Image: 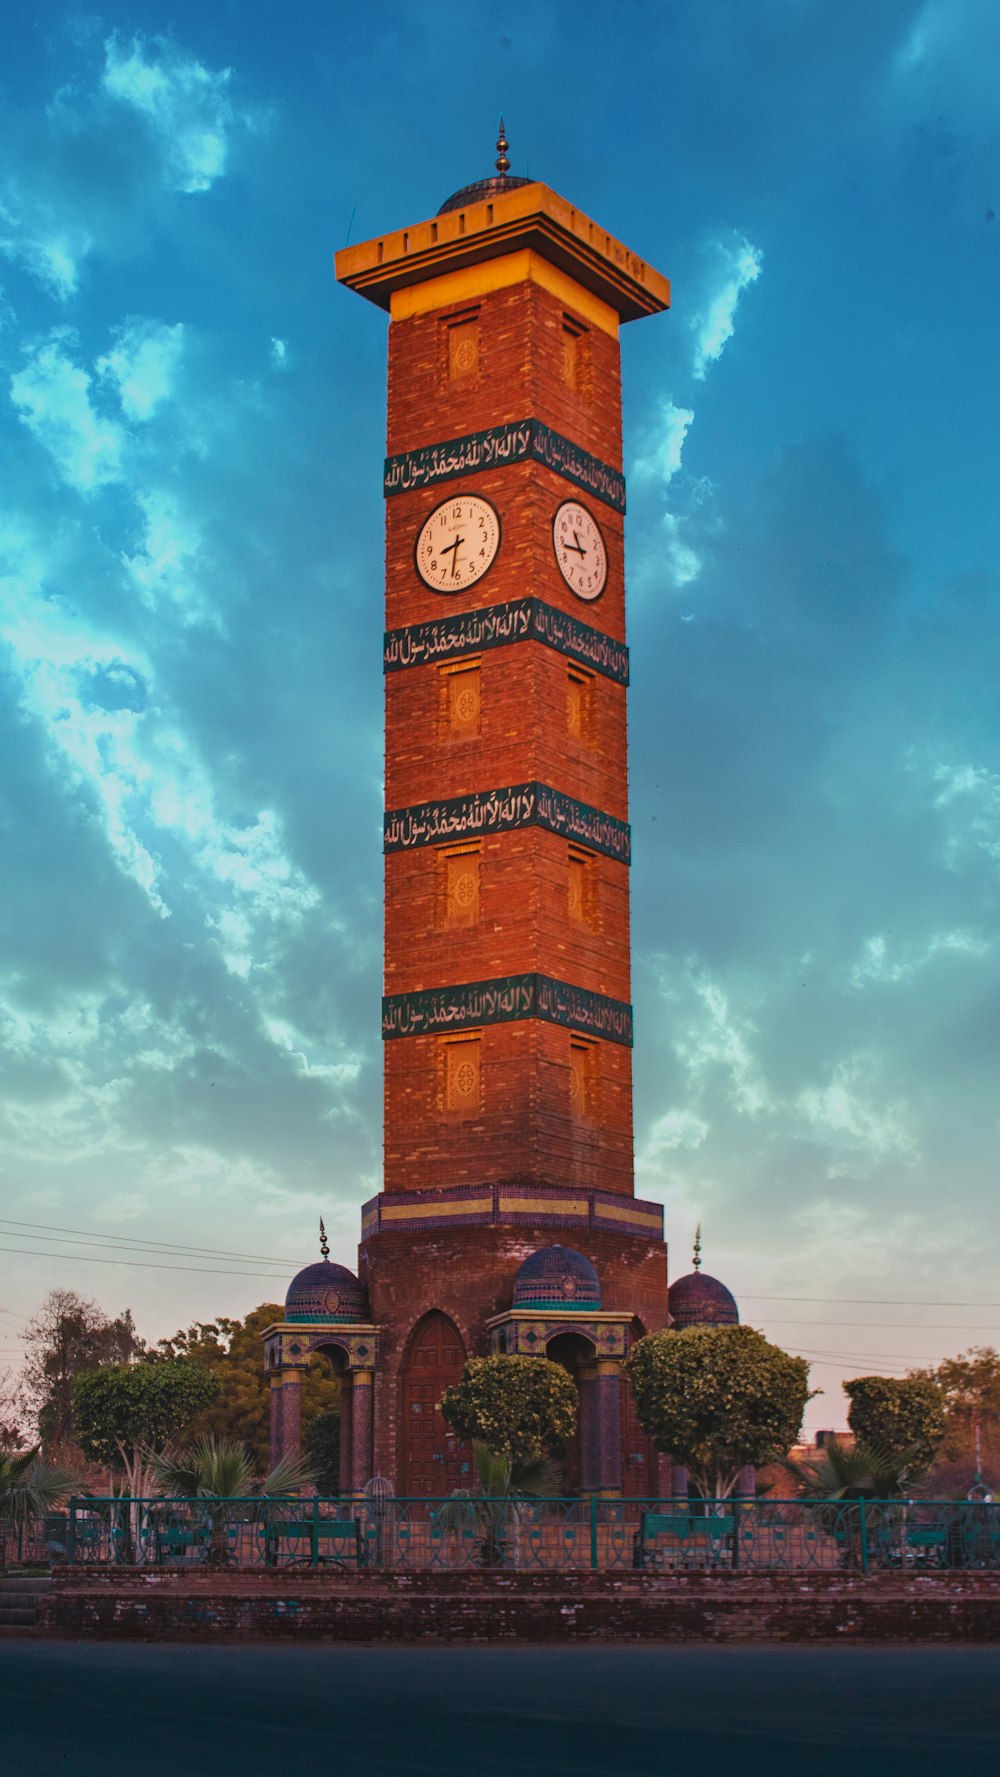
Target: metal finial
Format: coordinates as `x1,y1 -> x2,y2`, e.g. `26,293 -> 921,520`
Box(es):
495,117 -> 510,176
693,1224 -> 702,1271
319,1218 -> 329,1260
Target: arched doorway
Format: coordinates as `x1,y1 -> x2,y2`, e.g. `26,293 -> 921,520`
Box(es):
546,1330 -> 597,1495
400,1311 -> 468,1496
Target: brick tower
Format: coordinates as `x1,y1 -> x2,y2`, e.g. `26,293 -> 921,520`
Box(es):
266,136 -> 672,1497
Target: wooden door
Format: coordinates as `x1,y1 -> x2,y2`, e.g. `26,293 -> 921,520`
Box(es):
401,1312 -> 468,1496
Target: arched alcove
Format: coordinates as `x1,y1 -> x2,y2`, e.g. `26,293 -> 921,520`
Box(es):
399,1310 -> 468,1496
544,1330 -> 597,1495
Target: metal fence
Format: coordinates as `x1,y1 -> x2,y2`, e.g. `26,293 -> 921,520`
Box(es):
16,1496 -> 1000,1575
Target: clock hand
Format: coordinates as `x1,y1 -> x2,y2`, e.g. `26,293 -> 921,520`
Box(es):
562,534 -> 586,557
440,534 -> 465,572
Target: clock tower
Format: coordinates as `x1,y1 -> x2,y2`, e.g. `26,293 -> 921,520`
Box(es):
266,134 -> 673,1498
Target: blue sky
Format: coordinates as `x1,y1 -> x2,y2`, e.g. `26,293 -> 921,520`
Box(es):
1,1 -> 998,1430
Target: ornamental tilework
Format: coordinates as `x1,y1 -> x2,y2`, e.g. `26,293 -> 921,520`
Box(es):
383,418 -> 626,512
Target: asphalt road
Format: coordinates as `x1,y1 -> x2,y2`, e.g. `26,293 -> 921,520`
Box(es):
2,1641 -> 998,1776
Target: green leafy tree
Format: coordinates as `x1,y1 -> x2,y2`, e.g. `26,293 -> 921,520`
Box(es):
439,1356 -> 577,1466
73,1360 -> 219,1496
23,1290 -> 143,1456
845,1376 -> 945,1468
626,1326 -> 812,1499
155,1304 -> 340,1469
304,1412 -> 341,1495
909,1348 -> 1000,1493
0,1446 -> 77,1570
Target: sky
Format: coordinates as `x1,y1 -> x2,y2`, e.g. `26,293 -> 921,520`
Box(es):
1,0 -> 998,1434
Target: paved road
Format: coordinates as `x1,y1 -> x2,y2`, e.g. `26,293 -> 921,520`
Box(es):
2,1641 -> 998,1776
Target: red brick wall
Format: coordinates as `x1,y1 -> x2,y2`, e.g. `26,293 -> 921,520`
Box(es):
42,1569 -> 1000,1643
359,1222 -> 669,1484
383,281 -> 632,1203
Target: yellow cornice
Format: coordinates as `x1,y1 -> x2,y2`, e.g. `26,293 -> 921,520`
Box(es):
336,181 -> 669,325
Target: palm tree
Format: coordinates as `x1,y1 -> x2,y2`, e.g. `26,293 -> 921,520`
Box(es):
0,1446 -> 76,1569
148,1434 -> 314,1566
780,1437 -> 930,1570
781,1436 -> 929,1501
438,1442 -> 561,1568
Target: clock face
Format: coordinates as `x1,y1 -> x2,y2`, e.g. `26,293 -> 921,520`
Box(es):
415,494 -> 501,593
552,500 -> 608,601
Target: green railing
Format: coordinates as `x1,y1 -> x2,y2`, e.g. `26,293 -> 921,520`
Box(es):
33,1496 -> 1000,1574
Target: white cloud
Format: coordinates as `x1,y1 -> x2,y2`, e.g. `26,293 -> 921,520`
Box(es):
10,332 -> 125,492
691,235 -> 763,380
270,338 -> 288,369
795,1057 -> 919,1177
668,970 -> 772,1118
0,200 -> 93,301
123,488 -> 214,624
642,1108 -> 710,1157
102,36 -> 240,195
851,928 -> 989,987
0,511 -> 318,949
633,399 -> 694,487
931,759 -> 1000,867
661,510 -> 702,588
97,319 -> 185,420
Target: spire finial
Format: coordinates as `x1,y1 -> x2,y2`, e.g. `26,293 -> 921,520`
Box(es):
693,1224 -> 702,1271
495,116 -> 510,177
319,1218 -> 329,1260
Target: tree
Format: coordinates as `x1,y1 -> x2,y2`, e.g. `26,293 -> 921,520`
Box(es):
0,1370 -> 29,1450
23,1290 -> 143,1455
149,1434 -> 313,1499
155,1304 -> 340,1469
781,1435 -> 928,1501
304,1413 -> 341,1495
0,1446 -> 76,1570
625,1326 -> 812,1499
73,1360 -> 219,1496
439,1356 -> 577,1466
845,1376 -> 945,1468
909,1348 -> 1000,1493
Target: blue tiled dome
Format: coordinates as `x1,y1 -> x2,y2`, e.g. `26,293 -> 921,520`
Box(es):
669,1270 -> 739,1330
513,1245 -> 601,1312
285,1260 -> 368,1325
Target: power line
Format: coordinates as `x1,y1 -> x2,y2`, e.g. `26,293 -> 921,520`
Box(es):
758,1320 -> 1000,1332
0,1244 -> 290,1280
0,1218 -> 292,1266
744,1295 -> 1000,1308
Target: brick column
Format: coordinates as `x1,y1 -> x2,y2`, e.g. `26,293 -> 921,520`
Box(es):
339,1377 -> 354,1497
269,1368 -> 303,1468
350,1368 -> 374,1493
579,1361 -> 623,1496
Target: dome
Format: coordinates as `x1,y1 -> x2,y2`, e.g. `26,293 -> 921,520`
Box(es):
669,1270 -> 739,1330
285,1260 -> 368,1325
437,173 -> 531,216
513,1245 -> 601,1312
438,119 -> 532,216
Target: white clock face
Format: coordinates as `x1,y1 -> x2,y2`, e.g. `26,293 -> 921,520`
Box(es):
552,500 -> 608,601
415,494 -> 501,594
